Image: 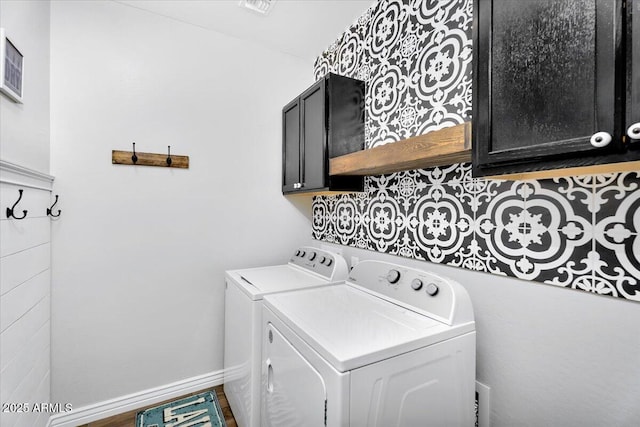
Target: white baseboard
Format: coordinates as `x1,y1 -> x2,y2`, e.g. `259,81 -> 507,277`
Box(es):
47,370 -> 224,427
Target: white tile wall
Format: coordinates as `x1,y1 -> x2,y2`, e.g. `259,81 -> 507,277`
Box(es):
1,162 -> 54,427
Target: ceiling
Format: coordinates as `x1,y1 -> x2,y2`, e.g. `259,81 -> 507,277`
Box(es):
115,0 -> 374,62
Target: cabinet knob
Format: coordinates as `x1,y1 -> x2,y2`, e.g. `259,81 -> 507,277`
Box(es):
590,132 -> 612,148
293,182 -> 303,189
627,123 -> 640,140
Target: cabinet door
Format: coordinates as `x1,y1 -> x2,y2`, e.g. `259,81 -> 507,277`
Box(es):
473,0 -> 624,176
282,99 -> 301,193
628,0 -> 640,143
300,80 -> 326,191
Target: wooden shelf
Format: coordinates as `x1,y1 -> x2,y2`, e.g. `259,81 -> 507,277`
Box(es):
329,122 -> 471,176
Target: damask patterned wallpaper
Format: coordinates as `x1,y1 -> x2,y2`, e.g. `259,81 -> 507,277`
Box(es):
311,0 -> 640,302
314,0 -> 472,146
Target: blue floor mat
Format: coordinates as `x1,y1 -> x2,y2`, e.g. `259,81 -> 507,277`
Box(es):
135,390 -> 226,427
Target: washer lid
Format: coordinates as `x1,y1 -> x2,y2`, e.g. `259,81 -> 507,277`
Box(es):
226,265 -> 329,300
264,284 -> 473,372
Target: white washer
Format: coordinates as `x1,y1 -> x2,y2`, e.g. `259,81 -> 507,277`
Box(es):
261,260 -> 476,427
223,246 -> 348,427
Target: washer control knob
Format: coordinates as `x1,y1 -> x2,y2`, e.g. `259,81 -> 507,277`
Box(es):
411,279 -> 423,290
320,256 -> 327,264
295,250 -> 301,257
426,283 -> 439,296
308,251 -> 317,261
325,258 -> 333,266
299,250 -> 306,257
386,269 -> 401,284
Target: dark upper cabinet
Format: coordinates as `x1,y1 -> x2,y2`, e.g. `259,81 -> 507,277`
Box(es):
472,0 -> 640,177
283,73 -> 365,194
628,0 -> 640,140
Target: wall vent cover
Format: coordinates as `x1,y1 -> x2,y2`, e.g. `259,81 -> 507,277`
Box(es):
238,0 -> 276,15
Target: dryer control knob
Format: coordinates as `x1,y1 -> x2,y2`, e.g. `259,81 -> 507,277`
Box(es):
299,250 -> 306,257
295,250 -> 301,257
426,283 -> 439,296
320,256 -> 327,264
387,269 -> 401,284
411,279 -> 423,290
325,258 -> 332,266
308,251 -> 317,261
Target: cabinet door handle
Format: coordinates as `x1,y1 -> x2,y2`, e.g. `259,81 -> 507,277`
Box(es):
627,123 -> 640,140
590,132 -> 612,148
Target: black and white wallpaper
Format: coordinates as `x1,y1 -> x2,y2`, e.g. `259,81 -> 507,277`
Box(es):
315,0 -> 472,147
312,0 -> 640,302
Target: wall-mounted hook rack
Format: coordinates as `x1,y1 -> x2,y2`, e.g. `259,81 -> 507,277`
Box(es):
166,145 -> 172,166
112,143 -> 189,169
47,195 -> 61,218
7,188 -> 28,220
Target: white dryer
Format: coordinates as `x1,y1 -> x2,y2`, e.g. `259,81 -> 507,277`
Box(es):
261,260 -> 476,427
224,247 -> 348,427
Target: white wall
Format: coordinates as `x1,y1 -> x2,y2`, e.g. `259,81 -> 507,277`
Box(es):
320,242 -> 640,427
0,0 -> 50,172
50,0 -> 313,407
0,1 -> 52,426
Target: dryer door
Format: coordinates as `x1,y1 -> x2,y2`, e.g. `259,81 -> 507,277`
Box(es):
262,322 -> 327,427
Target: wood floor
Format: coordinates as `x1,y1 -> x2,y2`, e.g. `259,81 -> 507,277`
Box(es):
80,385 -> 237,427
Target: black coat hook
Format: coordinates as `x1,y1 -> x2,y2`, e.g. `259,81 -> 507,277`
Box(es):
166,145 -> 172,166
7,189 -> 27,220
132,142 -> 138,164
47,195 -> 61,218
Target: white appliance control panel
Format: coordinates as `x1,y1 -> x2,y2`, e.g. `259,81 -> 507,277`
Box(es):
289,246 -> 348,281
347,260 -> 474,326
